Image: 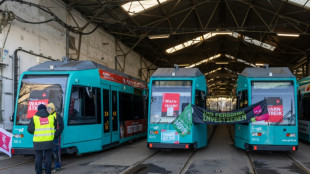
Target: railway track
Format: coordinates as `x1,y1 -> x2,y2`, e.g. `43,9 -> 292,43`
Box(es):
0,158 -> 33,171
283,153 -> 310,174
122,126 -> 217,174
245,151 -> 310,174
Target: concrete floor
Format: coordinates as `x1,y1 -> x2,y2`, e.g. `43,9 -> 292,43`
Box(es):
2,126 -> 310,174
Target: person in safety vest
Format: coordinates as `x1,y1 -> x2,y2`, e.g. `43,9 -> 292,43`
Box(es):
27,104 -> 59,174
46,103 -> 64,172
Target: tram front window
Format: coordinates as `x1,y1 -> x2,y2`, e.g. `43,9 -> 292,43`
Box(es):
16,75 -> 68,125
251,81 -> 295,126
150,80 -> 192,124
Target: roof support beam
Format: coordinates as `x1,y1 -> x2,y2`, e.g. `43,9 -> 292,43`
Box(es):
238,0 -> 310,28
176,8 -> 194,31
144,0 -> 211,27
252,8 -> 272,31
248,2 -> 285,64
241,7 -> 251,28
224,0 -> 240,28
191,0 -> 204,28
156,0 -> 172,28
204,1 -> 220,29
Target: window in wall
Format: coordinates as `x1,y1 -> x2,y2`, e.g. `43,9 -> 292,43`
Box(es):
68,86 -> 101,125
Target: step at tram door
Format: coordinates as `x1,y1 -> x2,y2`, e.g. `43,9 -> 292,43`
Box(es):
102,85 -> 119,146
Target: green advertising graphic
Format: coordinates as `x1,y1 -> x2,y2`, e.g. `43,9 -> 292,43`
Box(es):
172,104 -> 192,137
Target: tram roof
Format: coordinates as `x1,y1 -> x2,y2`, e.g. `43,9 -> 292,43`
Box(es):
28,60 -> 147,84
240,67 -> 295,78
152,68 -> 203,77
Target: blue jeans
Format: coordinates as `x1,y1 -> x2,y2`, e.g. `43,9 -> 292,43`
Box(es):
53,138 -> 61,169
43,139 -> 61,169
35,149 -> 52,174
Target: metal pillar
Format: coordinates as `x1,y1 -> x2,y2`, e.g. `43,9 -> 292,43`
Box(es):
307,49 -> 310,76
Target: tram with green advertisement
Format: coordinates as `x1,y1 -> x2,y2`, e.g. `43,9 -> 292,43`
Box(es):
297,76 -> 310,142
11,60 -> 148,155
147,67 -> 212,149
235,67 -> 298,151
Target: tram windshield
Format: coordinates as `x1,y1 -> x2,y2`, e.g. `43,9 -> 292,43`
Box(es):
251,81 -> 296,126
16,75 -> 68,125
150,80 -> 192,124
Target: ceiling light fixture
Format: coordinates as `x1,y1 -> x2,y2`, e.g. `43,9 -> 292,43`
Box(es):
148,34 -> 170,39
215,62 -> 229,64
277,33 -> 300,37
255,63 -> 265,66
212,31 -> 233,35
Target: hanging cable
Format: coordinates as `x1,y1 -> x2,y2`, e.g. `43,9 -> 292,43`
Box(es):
1,0 -> 101,35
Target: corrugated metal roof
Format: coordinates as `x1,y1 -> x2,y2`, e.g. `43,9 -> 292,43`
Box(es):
152,68 -> 203,77
28,60 -> 147,85
240,67 -> 295,78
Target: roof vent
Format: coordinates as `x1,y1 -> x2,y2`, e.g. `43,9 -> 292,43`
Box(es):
264,64 -> 272,76
62,57 -> 70,63
172,64 -> 179,76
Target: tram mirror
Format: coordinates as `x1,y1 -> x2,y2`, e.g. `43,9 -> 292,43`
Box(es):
143,94 -> 148,101
10,112 -> 14,122
298,90 -> 303,101
202,92 -> 206,101
182,103 -> 189,112
86,87 -> 95,98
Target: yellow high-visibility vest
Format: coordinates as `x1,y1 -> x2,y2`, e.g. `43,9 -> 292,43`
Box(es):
51,112 -> 57,119
33,115 -> 55,142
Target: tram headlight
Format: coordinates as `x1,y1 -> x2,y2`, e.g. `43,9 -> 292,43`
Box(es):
149,131 -> 159,135
286,133 -> 296,137
252,132 -> 262,136
13,134 -> 24,138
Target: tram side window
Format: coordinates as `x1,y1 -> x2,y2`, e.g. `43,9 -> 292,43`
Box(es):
119,92 -> 145,122
300,93 -> 310,121
68,86 -> 101,125
195,90 -> 206,108
237,90 -> 248,109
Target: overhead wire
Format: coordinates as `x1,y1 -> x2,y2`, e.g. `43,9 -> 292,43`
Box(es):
1,0 -> 101,35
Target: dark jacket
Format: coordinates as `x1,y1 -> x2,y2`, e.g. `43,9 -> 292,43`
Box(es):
27,109 -> 57,150
53,112 -> 64,139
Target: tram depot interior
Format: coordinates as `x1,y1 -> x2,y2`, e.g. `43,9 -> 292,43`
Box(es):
1,0 -> 310,170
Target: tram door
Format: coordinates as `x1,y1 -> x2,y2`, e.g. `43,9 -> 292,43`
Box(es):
111,89 -> 119,142
102,85 -> 119,145
102,86 -> 111,146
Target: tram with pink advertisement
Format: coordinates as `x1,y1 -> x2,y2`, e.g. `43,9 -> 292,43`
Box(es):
11,60 -> 148,155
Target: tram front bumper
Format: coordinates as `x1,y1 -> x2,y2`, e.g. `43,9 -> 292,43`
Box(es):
12,148 -> 35,155
245,144 -> 298,151
147,142 -> 196,149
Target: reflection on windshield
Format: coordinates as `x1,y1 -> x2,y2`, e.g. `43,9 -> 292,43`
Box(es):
251,81 -> 295,126
150,80 -> 192,124
16,75 -> 67,125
